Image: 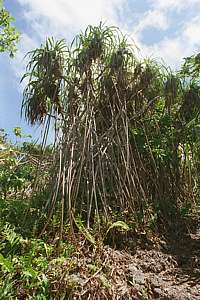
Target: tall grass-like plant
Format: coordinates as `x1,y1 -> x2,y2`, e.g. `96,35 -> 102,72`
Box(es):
21,24 -> 200,235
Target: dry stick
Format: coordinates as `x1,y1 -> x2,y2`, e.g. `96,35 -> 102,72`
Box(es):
131,150 -> 148,205
129,96 -> 160,121
86,108 -> 94,229
117,115 -> 147,210
131,133 -> 152,208
112,81 -> 131,187
40,147 -> 63,236
93,108 -> 109,218
114,120 -> 133,208
72,101 -> 91,212
129,147 -> 142,199
61,113 -> 77,219
72,111 -> 88,201
129,118 -> 153,206
60,165 -> 65,240
82,252 -> 109,286
97,148 -> 109,221
107,149 -> 127,209
142,122 -> 161,202
123,120 -> 146,211
91,116 -> 100,230
67,120 -> 75,235
32,115 -> 51,192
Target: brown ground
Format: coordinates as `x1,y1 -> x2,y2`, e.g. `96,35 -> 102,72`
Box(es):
48,217 -> 200,299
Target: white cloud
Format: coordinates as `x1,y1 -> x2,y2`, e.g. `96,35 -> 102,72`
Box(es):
13,0 -> 127,86
141,37 -> 188,67
13,0 -> 200,71
130,0 -> 200,67
17,0 -> 126,38
134,9 -> 169,35
149,0 -> 200,11
11,33 -> 39,90
14,0 -> 128,65
183,16 -> 200,45
140,25 -> 200,68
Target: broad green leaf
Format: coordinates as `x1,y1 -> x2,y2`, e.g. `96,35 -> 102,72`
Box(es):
0,253 -> 14,272
106,221 -> 129,236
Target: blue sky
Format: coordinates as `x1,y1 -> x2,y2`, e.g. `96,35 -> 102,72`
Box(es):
1,0 -> 200,141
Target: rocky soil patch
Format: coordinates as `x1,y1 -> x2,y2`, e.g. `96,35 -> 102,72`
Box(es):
48,224 -> 200,299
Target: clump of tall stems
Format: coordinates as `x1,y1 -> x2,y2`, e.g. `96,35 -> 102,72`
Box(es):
22,24 -> 200,234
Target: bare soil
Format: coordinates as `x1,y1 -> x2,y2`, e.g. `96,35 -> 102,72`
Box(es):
49,217 -> 200,299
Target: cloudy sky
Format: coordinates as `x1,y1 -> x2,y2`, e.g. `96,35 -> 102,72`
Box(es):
1,0 -> 200,140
